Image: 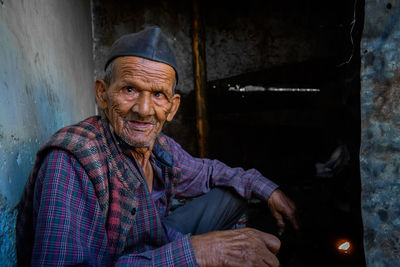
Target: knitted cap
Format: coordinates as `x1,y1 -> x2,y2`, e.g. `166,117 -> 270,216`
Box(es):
104,27 -> 179,83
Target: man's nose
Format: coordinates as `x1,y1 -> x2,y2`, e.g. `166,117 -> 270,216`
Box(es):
132,92 -> 155,117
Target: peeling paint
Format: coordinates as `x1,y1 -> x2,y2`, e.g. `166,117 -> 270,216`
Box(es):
0,1 -> 95,265
371,70 -> 400,122
360,1 -> 400,265
0,194 -> 17,266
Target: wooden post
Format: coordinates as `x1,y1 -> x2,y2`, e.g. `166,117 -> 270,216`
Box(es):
192,0 -> 209,157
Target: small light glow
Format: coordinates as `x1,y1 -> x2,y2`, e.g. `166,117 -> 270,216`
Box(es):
336,239 -> 352,255
338,241 -> 350,251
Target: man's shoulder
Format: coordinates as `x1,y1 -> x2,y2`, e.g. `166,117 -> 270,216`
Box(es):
55,116 -> 102,138
41,116 -> 104,155
156,132 -> 183,152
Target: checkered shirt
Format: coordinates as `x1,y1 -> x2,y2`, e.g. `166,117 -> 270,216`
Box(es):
16,116 -> 278,266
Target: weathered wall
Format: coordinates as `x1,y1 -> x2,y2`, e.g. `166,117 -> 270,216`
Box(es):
0,0 -> 95,265
360,0 -> 400,266
203,1 -> 345,81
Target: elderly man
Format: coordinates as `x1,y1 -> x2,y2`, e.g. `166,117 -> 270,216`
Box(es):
17,27 -> 299,266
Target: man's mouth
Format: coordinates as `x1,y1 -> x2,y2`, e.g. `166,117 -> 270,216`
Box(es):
125,120 -> 155,131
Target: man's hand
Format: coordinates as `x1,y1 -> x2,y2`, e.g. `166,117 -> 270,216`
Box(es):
267,189 -> 300,235
191,228 -> 280,267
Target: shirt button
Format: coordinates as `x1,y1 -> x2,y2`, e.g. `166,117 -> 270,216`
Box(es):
131,208 -> 136,216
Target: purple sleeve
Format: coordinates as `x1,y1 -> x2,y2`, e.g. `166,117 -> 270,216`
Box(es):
115,236 -> 197,266
32,150 -> 198,266
167,137 -> 279,201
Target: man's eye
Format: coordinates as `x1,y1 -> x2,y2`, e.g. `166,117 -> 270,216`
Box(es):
125,87 -> 134,93
154,92 -> 163,98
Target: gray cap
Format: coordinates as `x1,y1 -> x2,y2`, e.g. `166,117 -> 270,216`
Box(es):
104,26 -> 179,83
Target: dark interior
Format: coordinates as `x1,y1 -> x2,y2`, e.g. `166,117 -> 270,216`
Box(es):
204,0 -> 365,266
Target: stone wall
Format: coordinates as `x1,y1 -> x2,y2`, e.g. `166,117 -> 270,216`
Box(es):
360,0 -> 400,265
0,1 -> 95,265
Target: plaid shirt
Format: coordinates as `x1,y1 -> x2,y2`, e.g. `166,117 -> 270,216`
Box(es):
17,116 -> 278,266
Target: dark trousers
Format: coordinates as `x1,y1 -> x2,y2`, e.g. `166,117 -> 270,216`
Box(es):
163,188 -> 247,235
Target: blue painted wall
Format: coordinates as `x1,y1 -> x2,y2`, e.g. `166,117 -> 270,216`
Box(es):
0,1 -> 95,265
361,0 -> 400,266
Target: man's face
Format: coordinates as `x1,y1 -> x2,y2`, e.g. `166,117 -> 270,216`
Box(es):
95,56 -> 180,147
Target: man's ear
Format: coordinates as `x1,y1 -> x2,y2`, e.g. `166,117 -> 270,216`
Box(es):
166,94 -> 181,122
94,79 -> 108,110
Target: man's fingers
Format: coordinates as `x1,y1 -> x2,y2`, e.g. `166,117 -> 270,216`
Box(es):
281,209 -> 296,229
256,230 -> 281,255
266,235 -> 281,255
288,211 -> 301,231
261,251 -> 280,267
273,211 -> 286,235
192,229 -> 281,266
268,189 -> 301,233
283,201 -> 301,231
246,230 -> 280,266
224,244 -> 280,267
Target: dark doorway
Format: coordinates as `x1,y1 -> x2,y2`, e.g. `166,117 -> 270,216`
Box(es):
204,0 -> 365,266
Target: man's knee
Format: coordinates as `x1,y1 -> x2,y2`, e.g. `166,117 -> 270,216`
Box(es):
165,187 -> 247,234
205,187 -> 247,213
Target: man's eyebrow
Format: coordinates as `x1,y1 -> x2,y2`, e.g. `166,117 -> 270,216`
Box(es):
118,79 -> 137,87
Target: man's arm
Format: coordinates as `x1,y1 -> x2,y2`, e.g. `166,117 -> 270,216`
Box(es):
167,136 -> 300,234
32,150 -> 198,266
168,136 -> 276,201
168,138 -> 278,201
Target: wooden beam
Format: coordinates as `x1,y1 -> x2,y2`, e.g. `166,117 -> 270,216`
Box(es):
192,0 -> 209,157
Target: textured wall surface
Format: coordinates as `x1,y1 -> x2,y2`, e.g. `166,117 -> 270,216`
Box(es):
360,0 -> 400,266
0,1 -> 95,265
203,1 -> 339,81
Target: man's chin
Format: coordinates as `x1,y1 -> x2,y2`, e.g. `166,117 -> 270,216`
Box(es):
120,134 -> 156,148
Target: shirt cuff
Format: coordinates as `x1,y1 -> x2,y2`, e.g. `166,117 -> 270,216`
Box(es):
250,176 -> 279,202
152,234 -> 199,266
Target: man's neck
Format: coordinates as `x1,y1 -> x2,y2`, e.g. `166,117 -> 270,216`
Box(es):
130,144 -> 155,193
106,118 -> 156,192
129,145 -> 153,167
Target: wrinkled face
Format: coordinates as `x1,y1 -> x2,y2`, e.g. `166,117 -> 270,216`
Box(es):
95,56 -> 180,147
